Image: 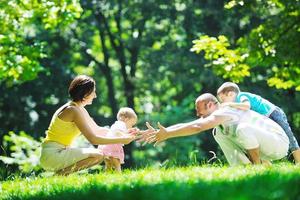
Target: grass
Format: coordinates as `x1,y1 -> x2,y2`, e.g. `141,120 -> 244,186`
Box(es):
1,163 -> 300,200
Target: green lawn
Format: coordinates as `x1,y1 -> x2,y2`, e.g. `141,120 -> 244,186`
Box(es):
1,164 -> 300,200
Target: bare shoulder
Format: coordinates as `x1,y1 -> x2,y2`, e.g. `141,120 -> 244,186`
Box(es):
69,105 -> 83,114
57,105 -> 82,122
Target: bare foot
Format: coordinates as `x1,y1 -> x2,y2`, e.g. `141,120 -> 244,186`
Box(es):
261,160 -> 272,166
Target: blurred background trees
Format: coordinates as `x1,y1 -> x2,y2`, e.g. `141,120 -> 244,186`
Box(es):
1,0 -> 299,177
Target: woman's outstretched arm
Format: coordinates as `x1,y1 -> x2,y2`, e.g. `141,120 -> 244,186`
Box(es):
72,107 -> 135,145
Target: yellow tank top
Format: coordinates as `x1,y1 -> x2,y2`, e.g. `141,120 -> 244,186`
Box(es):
44,102 -> 81,146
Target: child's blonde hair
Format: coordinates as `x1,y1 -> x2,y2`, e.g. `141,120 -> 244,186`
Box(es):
117,107 -> 137,121
217,82 -> 240,95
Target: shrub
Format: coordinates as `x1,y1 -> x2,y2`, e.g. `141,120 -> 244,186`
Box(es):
0,131 -> 42,173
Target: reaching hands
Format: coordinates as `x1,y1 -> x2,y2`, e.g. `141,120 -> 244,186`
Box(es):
135,122 -> 170,146
120,121 -> 171,146
148,122 -> 170,146
128,127 -> 140,135
134,122 -> 156,145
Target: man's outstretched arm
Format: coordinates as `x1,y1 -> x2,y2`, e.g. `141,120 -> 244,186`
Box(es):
153,115 -> 228,144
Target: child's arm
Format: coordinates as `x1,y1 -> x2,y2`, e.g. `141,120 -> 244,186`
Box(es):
222,101 -> 251,111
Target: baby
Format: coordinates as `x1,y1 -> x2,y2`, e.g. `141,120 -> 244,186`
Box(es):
98,107 -> 137,171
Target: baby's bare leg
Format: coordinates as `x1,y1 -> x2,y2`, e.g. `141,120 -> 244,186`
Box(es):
104,158 -> 113,171
111,157 -> 121,172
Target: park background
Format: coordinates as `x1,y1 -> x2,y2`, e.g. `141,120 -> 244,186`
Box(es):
0,0 -> 300,180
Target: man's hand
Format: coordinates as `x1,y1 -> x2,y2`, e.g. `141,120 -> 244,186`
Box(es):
144,122 -> 169,146
135,122 -> 157,145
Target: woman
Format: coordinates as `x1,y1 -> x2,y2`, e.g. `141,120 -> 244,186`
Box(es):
40,75 -> 135,175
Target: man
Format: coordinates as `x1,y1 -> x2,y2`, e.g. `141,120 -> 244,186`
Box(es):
148,93 -> 289,166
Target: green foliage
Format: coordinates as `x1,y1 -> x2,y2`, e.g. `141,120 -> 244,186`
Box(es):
0,131 -> 42,173
1,164 -> 300,200
192,1 -> 300,90
191,35 -> 250,82
225,0 -> 300,90
0,0 -> 299,175
133,137 -> 204,168
0,0 -> 82,84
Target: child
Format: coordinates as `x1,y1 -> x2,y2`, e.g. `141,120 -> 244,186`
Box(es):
217,82 -> 300,164
98,107 -> 138,172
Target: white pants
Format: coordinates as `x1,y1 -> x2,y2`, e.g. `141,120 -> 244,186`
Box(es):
213,123 -> 289,166
40,141 -> 101,171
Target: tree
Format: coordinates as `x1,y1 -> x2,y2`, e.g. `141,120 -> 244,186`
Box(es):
191,0 -> 300,90
2,0 -> 299,173
0,0 -> 82,85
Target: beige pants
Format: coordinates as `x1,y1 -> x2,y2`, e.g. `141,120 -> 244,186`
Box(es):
40,141 -> 101,171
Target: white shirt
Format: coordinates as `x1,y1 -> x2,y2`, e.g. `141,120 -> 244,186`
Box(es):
211,106 -> 285,137
107,121 -> 127,137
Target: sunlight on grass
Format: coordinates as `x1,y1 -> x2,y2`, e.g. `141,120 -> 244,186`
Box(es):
1,163 -> 300,200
